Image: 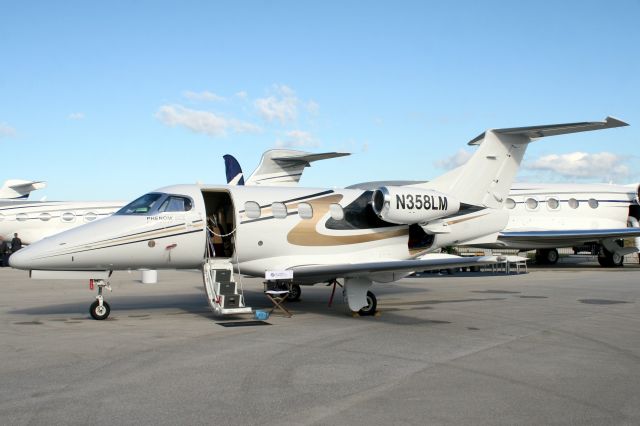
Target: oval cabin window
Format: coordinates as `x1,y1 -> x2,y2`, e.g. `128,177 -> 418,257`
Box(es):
568,198 -> 579,209
272,202 -> 288,219
16,213 -> 28,222
588,198 -> 599,209
39,212 -> 52,221
298,203 -> 313,219
84,212 -> 97,222
525,198 -> 538,210
62,212 -> 75,222
244,201 -> 261,219
504,198 -> 516,209
547,198 -> 559,210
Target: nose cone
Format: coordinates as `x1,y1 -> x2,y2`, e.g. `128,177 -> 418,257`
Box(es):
8,248 -> 32,269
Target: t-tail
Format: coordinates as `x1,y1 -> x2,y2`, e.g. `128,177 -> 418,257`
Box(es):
413,116 -> 628,208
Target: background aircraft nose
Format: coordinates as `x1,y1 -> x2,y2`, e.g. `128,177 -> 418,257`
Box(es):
9,247 -> 33,270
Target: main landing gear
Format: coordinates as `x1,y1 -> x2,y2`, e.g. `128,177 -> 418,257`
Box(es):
89,279 -> 112,320
598,247 -> 624,267
358,291 -> 377,316
535,248 -> 559,265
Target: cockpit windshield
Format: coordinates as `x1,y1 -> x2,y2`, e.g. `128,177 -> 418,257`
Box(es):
115,193 -> 194,216
159,196 -> 193,212
116,193 -> 164,215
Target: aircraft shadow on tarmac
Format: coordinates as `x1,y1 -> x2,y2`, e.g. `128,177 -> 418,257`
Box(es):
9,284 -> 516,324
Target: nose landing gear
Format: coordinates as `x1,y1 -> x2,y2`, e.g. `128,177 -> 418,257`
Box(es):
89,279 -> 112,320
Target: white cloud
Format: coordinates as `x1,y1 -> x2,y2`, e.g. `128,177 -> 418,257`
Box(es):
306,100 -> 319,114
254,84 -> 298,124
235,91 -> 248,99
526,151 -> 630,180
183,90 -> 225,102
0,122 -> 16,138
434,149 -> 473,169
156,104 -> 260,137
68,112 -> 85,120
275,130 -> 319,148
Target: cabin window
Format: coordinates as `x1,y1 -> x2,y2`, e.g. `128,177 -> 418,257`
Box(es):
298,203 -> 313,219
84,212 -> 97,222
244,201 -> 261,219
547,198 -> 559,210
39,213 -> 52,222
62,212 -> 75,222
504,198 -> 516,209
159,196 -> 193,213
16,213 -> 28,222
568,198 -> 579,209
117,193 -> 164,215
588,198 -> 599,209
525,198 -> 538,210
272,202 -> 288,219
329,203 -> 344,220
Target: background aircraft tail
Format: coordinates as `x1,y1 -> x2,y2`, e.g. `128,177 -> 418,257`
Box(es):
223,154 -> 245,185
0,179 -> 47,199
414,117 -> 628,208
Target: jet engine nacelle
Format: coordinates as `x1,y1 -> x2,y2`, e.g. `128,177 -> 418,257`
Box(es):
371,186 -> 460,225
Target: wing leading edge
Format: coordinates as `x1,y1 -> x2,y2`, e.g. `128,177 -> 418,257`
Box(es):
288,255 -> 505,283
499,228 -> 640,245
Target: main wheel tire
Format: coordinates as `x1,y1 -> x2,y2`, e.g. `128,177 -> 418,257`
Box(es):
90,300 -> 111,320
598,255 -> 612,267
546,248 -> 559,264
358,291 -> 377,316
612,252 -> 624,267
535,249 -> 548,265
287,284 -> 302,302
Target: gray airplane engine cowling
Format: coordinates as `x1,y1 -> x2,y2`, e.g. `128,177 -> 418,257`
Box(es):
371,186 -> 461,225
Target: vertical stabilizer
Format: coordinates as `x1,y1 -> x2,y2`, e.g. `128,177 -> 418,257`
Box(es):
414,116 -> 628,208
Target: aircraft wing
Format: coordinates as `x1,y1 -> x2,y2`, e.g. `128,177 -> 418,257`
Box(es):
287,255 -> 502,283
499,228 -> 640,245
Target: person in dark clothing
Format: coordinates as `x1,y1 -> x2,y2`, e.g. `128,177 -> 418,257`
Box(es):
10,233 -> 22,253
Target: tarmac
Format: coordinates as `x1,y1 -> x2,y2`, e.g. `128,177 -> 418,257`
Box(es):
1,262 -> 639,425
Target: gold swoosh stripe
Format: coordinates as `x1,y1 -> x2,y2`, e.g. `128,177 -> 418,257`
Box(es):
286,194 -> 408,246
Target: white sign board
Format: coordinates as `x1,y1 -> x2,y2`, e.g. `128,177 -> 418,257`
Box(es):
265,270 -> 294,280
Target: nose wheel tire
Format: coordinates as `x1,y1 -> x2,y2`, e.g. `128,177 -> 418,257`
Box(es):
287,284 -> 302,302
357,291 -> 377,316
90,300 -> 111,320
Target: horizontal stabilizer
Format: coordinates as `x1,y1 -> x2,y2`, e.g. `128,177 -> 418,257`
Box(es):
247,150 -> 350,186
468,116 -> 628,145
0,179 -> 47,199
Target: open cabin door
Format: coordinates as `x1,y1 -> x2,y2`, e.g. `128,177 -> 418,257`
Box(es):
202,190 -> 236,258
200,190 -> 251,315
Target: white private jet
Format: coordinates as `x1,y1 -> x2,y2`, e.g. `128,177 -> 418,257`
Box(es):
9,117 -> 627,320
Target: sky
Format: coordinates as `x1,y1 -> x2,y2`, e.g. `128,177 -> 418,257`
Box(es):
1,0 -> 639,201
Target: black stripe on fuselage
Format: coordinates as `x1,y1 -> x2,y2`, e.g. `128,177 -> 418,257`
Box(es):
33,228 -> 204,259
